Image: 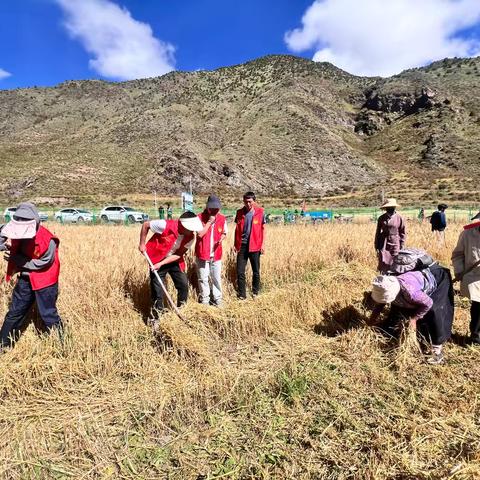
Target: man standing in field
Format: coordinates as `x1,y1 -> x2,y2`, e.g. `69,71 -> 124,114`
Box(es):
374,198 -> 406,273
430,204 -> 448,244
234,191 -> 265,300
138,211 -> 203,320
0,202 -> 63,349
452,211 -> 480,345
195,195 -> 227,306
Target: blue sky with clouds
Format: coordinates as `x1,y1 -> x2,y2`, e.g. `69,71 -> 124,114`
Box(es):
1,0 -> 480,89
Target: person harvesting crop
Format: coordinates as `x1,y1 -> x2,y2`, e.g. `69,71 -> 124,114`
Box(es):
0,202 -> 63,349
138,211 -> 203,321
369,263 -> 454,365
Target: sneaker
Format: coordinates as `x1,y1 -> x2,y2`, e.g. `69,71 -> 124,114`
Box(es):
427,352 -> 445,365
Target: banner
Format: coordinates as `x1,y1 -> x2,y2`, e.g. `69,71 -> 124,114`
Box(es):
181,192 -> 194,211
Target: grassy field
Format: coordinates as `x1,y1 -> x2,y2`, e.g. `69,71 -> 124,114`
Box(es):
0,221 -> 479,479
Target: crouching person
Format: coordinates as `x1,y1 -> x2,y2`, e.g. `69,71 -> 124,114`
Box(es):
369,265 -> 454,364
138,211 -> 203,321
195,195 -> 227,306
0,203 -> 63,349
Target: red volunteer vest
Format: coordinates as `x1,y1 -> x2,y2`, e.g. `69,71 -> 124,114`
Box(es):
234,206 -> 264,252
145,220 -> 192,271
195,212 -> 226,261
6,225 -> 60,291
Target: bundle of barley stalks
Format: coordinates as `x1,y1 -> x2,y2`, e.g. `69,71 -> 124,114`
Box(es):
0,222 -> 478,479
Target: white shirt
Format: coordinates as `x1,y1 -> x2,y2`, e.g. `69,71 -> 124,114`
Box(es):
150,219 -> 194,256
208,218 -> 228,258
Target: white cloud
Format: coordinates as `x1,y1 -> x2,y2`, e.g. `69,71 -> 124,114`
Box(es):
0,68 -> 11,80
55,0 -> 175,80
285,0 -> 480,77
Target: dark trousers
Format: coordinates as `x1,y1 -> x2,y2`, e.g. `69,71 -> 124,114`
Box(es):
236,244 -> 261,299
471,301 -> 480,342
150,262 -> 188,319
0,277 -> 63,348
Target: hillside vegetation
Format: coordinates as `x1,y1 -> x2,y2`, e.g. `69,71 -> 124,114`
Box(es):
0,222 -> 479,478
0,55 -> 479,205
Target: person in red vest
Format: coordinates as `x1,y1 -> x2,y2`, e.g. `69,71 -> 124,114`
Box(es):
0,202 -> 63,349
138,211 -> 203,320
195,195 -> 228,306
234,191 -> 266,299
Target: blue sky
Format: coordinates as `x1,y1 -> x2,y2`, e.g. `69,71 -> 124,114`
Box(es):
1,0 -> 480,89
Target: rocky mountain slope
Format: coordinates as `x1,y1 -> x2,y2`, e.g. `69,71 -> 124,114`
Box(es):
0,55 -> 479,204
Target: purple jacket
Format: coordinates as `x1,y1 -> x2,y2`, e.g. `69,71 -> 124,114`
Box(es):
393,270 -> 435,319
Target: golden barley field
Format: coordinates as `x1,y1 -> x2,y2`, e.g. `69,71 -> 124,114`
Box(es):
0,221 -> 479,479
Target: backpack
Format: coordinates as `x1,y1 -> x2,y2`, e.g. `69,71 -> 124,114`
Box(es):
389,248 -> 435,274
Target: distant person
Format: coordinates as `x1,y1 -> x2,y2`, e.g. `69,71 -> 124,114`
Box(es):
0,203 -> 63,349
195,195 -> 227,307
283,209 -> 289,225
0,224 -> 7,252
138,211 -> 203,322
418,208 -> 425,223
301,200 -> 307,216
430,204 -> 448,244
374,198 -> 406,273
158,205 -> 165,220
234,192 -> 265,300
167,204 -> 173,220
369,263 -> 454,364
452,211 -> 480,346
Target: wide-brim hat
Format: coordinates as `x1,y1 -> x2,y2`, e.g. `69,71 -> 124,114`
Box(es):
371,275 -> 400,304
2,219 -> 37,239
179,215 -> 203,232
380,198 -> 399,209
206,195 -> 222,209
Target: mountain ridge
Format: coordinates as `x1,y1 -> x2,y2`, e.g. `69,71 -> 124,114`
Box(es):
1,54 -> 479,205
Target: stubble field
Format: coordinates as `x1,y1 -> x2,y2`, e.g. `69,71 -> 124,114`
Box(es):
0,221 -> 479,479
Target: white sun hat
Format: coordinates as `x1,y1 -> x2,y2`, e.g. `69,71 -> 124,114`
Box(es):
1,219 -> 37,239
179,212 -> 203,232
371,275 -> 401,304
380,198 -> 399,209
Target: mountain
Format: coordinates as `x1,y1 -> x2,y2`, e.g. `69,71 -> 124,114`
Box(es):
0,54 -> 479,205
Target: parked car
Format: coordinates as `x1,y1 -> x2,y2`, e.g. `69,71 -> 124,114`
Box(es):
54,208 -> 93,224
3,207 -> 48,223
3,207 -> 16,222
99,206 -> 148,224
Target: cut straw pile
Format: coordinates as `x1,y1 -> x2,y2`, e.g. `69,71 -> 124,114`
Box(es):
0,222 -> 478,479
